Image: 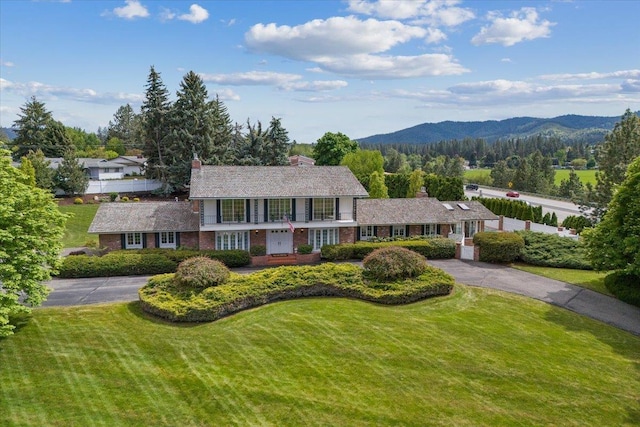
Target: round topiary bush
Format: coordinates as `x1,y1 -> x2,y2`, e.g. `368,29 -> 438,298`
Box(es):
362,246 -> 428,281
174,256 -> 230,290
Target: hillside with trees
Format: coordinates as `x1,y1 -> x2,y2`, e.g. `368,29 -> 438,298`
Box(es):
357,114 -> 633,145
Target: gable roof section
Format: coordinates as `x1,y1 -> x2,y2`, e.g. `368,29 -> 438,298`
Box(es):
88,202 -> 199,234
189,166 -> 368,199
356,198 -> 498,225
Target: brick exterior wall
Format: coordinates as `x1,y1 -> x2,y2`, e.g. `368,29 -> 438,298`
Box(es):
252,230 -> 266,248
198,231 -> 215,250
99,234 -> 121,251
293,229 -> 308,249
409,225 -> 422,237
339,226 -> 357,244
179,232 -> 199,249
377,226 -> 390,239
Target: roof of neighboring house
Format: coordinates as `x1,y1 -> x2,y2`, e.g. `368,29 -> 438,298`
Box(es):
288,155 -> 315,166
189,165 -> 369,199
356,198 -> 498,225
44,157 -> 124,170
112,156 -> 147,166
88,202 -> 200,234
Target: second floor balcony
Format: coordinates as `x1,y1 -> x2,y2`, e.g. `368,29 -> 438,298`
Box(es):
202,211 -> 355,226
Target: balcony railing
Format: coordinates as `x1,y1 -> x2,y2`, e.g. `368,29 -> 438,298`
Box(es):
202,212 -> 354,226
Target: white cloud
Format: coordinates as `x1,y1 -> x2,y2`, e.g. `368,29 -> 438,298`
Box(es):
159,7 -> 176,22
214,88 -> 241,101
539,69 -> 640,81
245,16 -> 467,78
472,7 -> 554,46
621,80 -> 640,93
424,28 -> 447,44
199,71 -> 347,92
111,0 -> 149,20
0,78 -> 143,105
501,58 -> 512,63
347,0 -> 474,26
178,4 -> 209,24
1,60 -> 15,67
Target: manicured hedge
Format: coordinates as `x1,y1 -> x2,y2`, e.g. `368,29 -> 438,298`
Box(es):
139,262 -> 455,323
516,231 -> 592,270
58,252 -> 178,278
604,271 -> 640,307
321,238 -> 455,261
57,248 -> 251,278
473,231 -> 524,263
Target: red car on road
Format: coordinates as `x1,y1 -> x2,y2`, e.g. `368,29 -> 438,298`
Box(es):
506,191 -> 520,198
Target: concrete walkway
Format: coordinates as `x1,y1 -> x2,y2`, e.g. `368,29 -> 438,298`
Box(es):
43,259 -> 640,336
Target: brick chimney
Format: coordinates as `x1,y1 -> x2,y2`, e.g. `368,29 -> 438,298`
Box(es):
416,186 -> 429,198
191,153 -> 201,169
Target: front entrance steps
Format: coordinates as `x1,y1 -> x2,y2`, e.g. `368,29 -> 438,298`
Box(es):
266,254 -> 297,266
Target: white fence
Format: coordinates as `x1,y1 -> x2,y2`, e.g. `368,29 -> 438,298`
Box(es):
84,179 -> 162,195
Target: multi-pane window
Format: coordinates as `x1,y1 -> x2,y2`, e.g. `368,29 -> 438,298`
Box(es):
424,224 -> 441,236
221,199 -> 245,223
360,226 -> 375,240
450,223 -> 462,234
464,221 -> 479,237
216,231 -> 249,250
159,232 -> 176,249
309,228 -> 339,251
392,226 -> 405,237
125,232 -> 142,249
268,199 -> 291,221
313,198 -> 335,220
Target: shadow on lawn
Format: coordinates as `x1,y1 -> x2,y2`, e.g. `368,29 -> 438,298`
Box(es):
125,301 -> 204,328
543,294 -> 640,425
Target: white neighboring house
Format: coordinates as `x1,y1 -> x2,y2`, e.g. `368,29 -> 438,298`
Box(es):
112,156 -> 147,176
47,157 -> 125,180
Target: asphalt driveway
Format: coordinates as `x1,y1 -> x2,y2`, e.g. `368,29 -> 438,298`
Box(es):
42,260 -> 640,336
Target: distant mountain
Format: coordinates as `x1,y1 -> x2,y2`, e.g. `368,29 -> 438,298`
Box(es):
356,114 -> 634,145
1,127 -> 17,140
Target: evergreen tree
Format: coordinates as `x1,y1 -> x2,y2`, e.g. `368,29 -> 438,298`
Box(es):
490,160 -> 514,188
587,109 -> 640,221
165,71 -> 218,191
385,173 -> 410,198
244,120 -> 265,165
557,168 -> 585,199
55,149 -> 89,196
550,212 -> 558,227
10,97 -> 54,159
368,171 -> 389,198
40,121 -> 75,158
141,66 -> 172,193
210,95 -> 233,163
108,104 -> 140,150
23,149 -> 54,191
263,117 -> 290,166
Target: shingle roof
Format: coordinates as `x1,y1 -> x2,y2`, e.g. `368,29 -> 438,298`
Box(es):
88,202 -> 199,233
356,198 -> 498,225
189,166 -> 369,199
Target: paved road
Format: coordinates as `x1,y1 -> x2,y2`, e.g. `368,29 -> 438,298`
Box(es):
42,260 -> 640,336
464,187 -> 582,223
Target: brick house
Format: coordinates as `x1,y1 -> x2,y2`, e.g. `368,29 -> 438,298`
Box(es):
88,160 -> 497,253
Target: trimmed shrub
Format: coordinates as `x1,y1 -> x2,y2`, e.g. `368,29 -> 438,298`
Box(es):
133,197 -> 140,202
121,196 -> 129,202
321,238 -> 455,261
73,197 -> 84,205
363,246 -> 428,281
473,232 -> 524,263
250,245 -> 266,256
139,262 -> 455,323
604,271 -> 640,307
109,192 -> 118,202
58,252 -> 177,278
561,215 -> 592,234
517,231 -> 592,270
174,256 -> 230,290
297,244 -> 313,255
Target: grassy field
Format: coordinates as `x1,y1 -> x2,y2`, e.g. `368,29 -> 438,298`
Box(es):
1,286 -> 638,426
57,203 -> 99,248
512,264 -> 611,295
464,168 -> 598,187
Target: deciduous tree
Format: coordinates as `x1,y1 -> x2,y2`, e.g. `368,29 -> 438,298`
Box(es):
0,149 -> 67,337
368,171 -> 388,199
313,132 -> 358,166
340,149 -> 384,190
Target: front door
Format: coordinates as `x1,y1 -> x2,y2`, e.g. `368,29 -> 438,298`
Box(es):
267,229 -> 293,254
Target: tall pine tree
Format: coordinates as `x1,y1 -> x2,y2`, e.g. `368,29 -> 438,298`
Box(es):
140,66 -> 172,193
263,117 -> 291,166
10,97 -> 54,159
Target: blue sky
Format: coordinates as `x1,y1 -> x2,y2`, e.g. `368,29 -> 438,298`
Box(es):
1,0 -> 639,143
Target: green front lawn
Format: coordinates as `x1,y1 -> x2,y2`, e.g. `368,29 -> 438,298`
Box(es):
512,263 -> 611,295
463,168 -> 598,187
1,286 -> 638,426
57,203 -> 99,248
